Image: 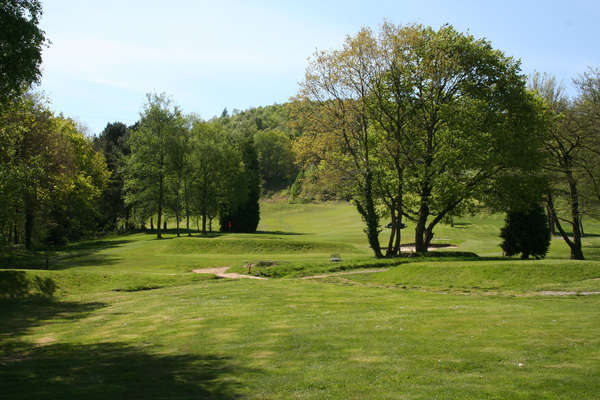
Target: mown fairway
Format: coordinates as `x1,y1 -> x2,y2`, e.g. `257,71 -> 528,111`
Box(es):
2,202 -> 600,399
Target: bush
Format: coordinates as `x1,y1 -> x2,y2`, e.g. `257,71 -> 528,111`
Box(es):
500,204 -> 550,259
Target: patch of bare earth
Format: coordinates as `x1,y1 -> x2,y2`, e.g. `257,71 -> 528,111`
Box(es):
537,291 -> 600,296
192,267 -> 266,280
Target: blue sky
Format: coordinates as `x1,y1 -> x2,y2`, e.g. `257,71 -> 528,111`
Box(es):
38,0 -> 600,135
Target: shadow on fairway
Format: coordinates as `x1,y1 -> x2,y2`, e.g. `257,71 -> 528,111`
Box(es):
0,298 -> 106,338
0,341 -> 248,400
0,298 -> 251,399
0,239 -> 131,270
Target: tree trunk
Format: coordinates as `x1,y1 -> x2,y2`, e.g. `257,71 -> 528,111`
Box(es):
13,222 -> 18,245
394,215 -> 402,255
547,192 -> 584,260
385,207 -> 396,257
415,189 -> 430,253
24,201 -> 34,250
202,213 -> 207,235
394,178 -> 404,255
356,171 -> 382,258
150,217 -> 154,232
567,175 -> 584,260
157,167 -> 163,239
546,204 -> 556,237
186,212 -> 191,237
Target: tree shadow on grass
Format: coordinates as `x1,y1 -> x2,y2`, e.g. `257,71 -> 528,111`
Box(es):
0,298 -> 252,399
0,297 -> 106,339
1,239 -> 132,270
0,341 -> 248,400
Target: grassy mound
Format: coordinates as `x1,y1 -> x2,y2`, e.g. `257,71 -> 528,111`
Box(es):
165,236 -> 356,255
341,259 -> 600,293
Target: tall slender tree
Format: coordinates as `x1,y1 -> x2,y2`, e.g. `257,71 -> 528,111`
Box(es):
124,93 -> 182,239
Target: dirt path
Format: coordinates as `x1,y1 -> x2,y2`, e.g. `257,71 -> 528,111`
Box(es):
192,267 -> 267,280
302,269 -> 389,280
537,291 -> 600,296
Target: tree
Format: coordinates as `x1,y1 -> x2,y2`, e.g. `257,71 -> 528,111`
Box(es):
45,117 -> 109,245
124,94 -> 182,239
299,28 -> 384,257
164,114 -> 189,237
500,204 -> 550,259
0,0 -> 47,103
298,23 -> 546,257
573,68 -> 600,218
219,132 -> 261,233
189,121 -> 240,235
530,72 -> 590,260
0,94 -> 108,249
382,24 -> 545,253
94,122 -> 130,231
254,129 -> 297,192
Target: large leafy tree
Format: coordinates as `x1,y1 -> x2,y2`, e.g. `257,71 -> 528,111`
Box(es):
299,28 -> 384,257
0,0 -> 47,103
124,94 -> 183,239
45,117 -> 109,245
189,121 -> 243,235
382,24 -> 545,253
298,24 -> 546,257
0,94 -> 108,249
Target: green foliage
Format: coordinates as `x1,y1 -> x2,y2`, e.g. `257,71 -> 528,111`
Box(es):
500,204 -> 550,259
0,94 -> 108,249
93,122 -> 131,231
253,129 -> 297,192
219,134 -> 261,233
298,23 -> 548,256
187,120 -> 243,234
0,0 -> 47,102
124,93 -> 184,239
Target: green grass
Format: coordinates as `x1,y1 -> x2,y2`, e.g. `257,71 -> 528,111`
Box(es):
1,200 -> 600,399
339,259 -> 600,294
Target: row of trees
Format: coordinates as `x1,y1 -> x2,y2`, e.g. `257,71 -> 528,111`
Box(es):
0,94 -> 109,249
295,23 -> 548,258
111,94 -> 261,239
0,1 -> 108,250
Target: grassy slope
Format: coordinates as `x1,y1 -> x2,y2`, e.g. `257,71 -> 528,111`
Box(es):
1,201 -> 600,399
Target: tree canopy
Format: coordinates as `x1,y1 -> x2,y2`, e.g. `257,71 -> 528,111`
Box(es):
0,0 -> 47,103
298,23 -> 547,257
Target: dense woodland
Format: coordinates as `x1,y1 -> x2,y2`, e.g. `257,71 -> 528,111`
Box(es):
1,2 -> 600,260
